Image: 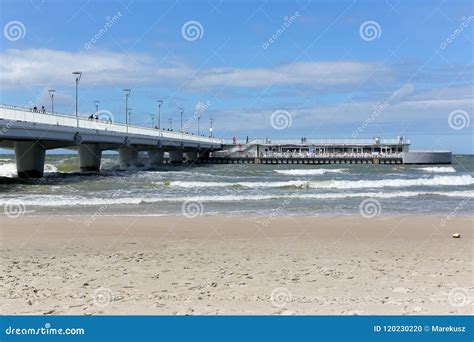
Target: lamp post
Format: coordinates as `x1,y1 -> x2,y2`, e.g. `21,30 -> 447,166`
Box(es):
94,100 -> 100,116
72,71 -> 82,126
123,89 -> 131,132
168,118 -> 172,130
197,112 -> 201,136
48,89 -> 56,114
150,114 -> 155,128
210,118 -> 214,138
157,100 -> 163,129
179,107 -> 183,133
128,108 -> 132,125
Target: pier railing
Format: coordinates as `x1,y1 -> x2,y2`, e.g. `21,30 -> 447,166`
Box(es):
0,104 -> 223,144
225,138 -> 410,146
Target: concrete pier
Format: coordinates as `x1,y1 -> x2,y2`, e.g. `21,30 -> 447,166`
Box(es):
168,151 -> 184,164
14,141 -> 46,178
147,150 -> 164,167
78,144 -> 102,172
119,147 -> 139,167
0,104 -> 222,177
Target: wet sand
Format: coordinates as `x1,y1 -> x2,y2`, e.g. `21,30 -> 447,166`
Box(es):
0,215 -> 472,315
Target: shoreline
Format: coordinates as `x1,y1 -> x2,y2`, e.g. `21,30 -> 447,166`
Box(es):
1,215 -> 472,315
2,212 -> 474,219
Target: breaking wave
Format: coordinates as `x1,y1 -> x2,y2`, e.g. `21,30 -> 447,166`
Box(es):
273,169 -> 346,175
157,175 -> 474,190
0,190 -> 472,207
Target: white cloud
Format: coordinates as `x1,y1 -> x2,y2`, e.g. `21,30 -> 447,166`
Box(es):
194,61 -> 391,88
0,48 -> 391,90
211,85 -> 473,132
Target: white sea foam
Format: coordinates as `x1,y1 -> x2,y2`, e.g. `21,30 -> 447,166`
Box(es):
2,190 -> 473,207
274,169 -> 346,175
419,166 -> 456,173
161,180 -> 309,188
0,162 -> 58,178
0,163 -> 17,177
157,175 -> 474,190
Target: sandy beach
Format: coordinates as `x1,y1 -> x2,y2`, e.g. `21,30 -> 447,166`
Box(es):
0,215 -> 472,315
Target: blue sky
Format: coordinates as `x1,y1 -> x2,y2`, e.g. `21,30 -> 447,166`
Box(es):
0,0 -> 473,152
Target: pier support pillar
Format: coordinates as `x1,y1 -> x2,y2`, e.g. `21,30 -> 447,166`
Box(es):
14,141 -> 45,178
78,144 -> 102,172
147,150 -> 164,167
169,151 -> 183,164
185,151 -> 198,163
119,147 -> 139,167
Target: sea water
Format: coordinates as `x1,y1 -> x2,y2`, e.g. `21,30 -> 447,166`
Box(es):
0,154 -> 473,216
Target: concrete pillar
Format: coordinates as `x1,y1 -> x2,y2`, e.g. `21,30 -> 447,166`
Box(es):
168,150 -> 183,164
78,144 -> 102,172
147,150 -> 164,167
14,141 -> 46,178
185,151 -> 198,163
119,147 -> 138,167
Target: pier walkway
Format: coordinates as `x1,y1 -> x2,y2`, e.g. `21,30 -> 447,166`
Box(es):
0,104 -> 223,178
